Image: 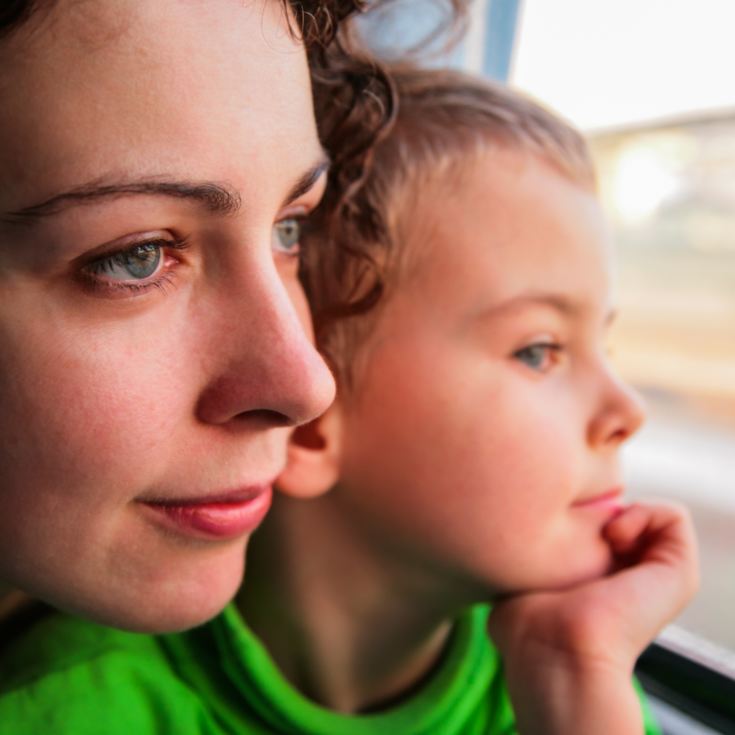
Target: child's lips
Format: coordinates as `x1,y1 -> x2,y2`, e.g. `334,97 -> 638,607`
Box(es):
572,487 -> 624,510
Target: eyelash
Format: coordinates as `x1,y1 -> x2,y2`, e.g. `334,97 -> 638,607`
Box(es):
513,342 -> 564,373
77,211 -> 307,299
79,235 -> 191,297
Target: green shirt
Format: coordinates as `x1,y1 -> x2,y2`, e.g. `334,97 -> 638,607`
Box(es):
0,604 -> 659,734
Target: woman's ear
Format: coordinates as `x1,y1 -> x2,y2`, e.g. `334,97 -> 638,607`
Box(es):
276,405 -> 342,499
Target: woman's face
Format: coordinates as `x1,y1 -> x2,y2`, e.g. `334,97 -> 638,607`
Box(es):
0,0 -> 335,631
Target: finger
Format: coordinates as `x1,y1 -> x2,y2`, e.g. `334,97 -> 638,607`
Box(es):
603,503 -> 651,553
604,502 -> 697,566
638,503 -> 699,577
604,501 -> 700,608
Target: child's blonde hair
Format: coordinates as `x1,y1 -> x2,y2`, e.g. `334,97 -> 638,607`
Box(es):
302,65 -> 596,388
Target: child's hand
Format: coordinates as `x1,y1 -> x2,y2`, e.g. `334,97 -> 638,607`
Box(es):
487,502 -> 699,735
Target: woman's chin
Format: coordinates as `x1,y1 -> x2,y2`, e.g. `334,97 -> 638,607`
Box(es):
127,572 -> 244,634
86,592 -> 234,634
47,553 -> 246,634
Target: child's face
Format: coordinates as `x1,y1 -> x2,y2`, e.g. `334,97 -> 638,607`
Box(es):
0,0 -> 335,631
334,150 -> 645,597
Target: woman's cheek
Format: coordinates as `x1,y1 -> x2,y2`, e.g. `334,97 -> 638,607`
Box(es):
4,313 -> 185,490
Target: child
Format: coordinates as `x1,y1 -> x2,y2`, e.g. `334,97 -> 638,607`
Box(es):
235,66 -> 700,733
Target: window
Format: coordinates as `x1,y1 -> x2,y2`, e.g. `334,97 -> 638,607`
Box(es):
508,1 -> 735,731
509,0 -> 735,664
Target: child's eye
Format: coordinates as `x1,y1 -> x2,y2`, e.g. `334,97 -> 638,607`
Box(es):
272,217 -> 302,255
513,342 -> 564,372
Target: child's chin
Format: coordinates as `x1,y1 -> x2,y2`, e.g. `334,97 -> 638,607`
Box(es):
483,564 -> 612,600
526,546 -> 616,594
557,552 -> 616,590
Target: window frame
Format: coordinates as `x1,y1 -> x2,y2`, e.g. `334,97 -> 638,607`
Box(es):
637,639 -> 735,734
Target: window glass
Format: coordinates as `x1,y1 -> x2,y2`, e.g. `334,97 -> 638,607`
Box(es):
511,0 -> 735,655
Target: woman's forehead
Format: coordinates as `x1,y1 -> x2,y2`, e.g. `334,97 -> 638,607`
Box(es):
0,0 -> 299,91
0,0 -> 316,216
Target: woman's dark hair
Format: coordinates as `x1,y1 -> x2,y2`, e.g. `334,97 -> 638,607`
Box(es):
0,0 -> 370,43
0,0 -> 41,35
302,1 -> 470,345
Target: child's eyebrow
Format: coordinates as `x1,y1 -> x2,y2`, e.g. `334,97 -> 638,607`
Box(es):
479,292 -> 617,325
480,292 -> 580,319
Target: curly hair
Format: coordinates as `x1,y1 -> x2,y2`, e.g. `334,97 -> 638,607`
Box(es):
300,65 -> 596,390
302,3 -> 473,367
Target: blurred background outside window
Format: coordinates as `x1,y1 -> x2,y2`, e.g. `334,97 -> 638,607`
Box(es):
509,0 -> 735,667
362,0 -> 735,667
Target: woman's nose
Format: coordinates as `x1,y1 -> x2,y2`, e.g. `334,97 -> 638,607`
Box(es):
195,263 -> 335,429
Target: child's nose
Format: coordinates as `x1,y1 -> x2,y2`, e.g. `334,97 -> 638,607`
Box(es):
587,370 -> 647,449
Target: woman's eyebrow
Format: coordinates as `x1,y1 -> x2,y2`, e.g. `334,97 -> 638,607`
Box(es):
1,179 -> 242,225
281,157 -> 330,207
1,157 -> 330,226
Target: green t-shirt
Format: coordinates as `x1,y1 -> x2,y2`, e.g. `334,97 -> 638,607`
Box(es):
0,603 -> 659,734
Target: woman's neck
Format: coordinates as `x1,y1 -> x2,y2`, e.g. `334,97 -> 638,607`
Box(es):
238,492 -> 474,713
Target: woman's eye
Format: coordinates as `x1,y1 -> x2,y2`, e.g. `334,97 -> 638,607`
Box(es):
87,242 -> 163,281
272,218 -> 301,255
77,235 -> 191,297
514,343 -> 563,372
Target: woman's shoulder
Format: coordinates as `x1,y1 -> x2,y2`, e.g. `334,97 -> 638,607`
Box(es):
0,603 -> 208,735
0,601 -> 160,682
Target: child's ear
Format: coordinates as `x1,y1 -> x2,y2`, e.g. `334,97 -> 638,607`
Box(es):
276,406 -> 342,499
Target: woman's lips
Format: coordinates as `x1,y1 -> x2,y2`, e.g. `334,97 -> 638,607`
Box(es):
140,485 -> 272,540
